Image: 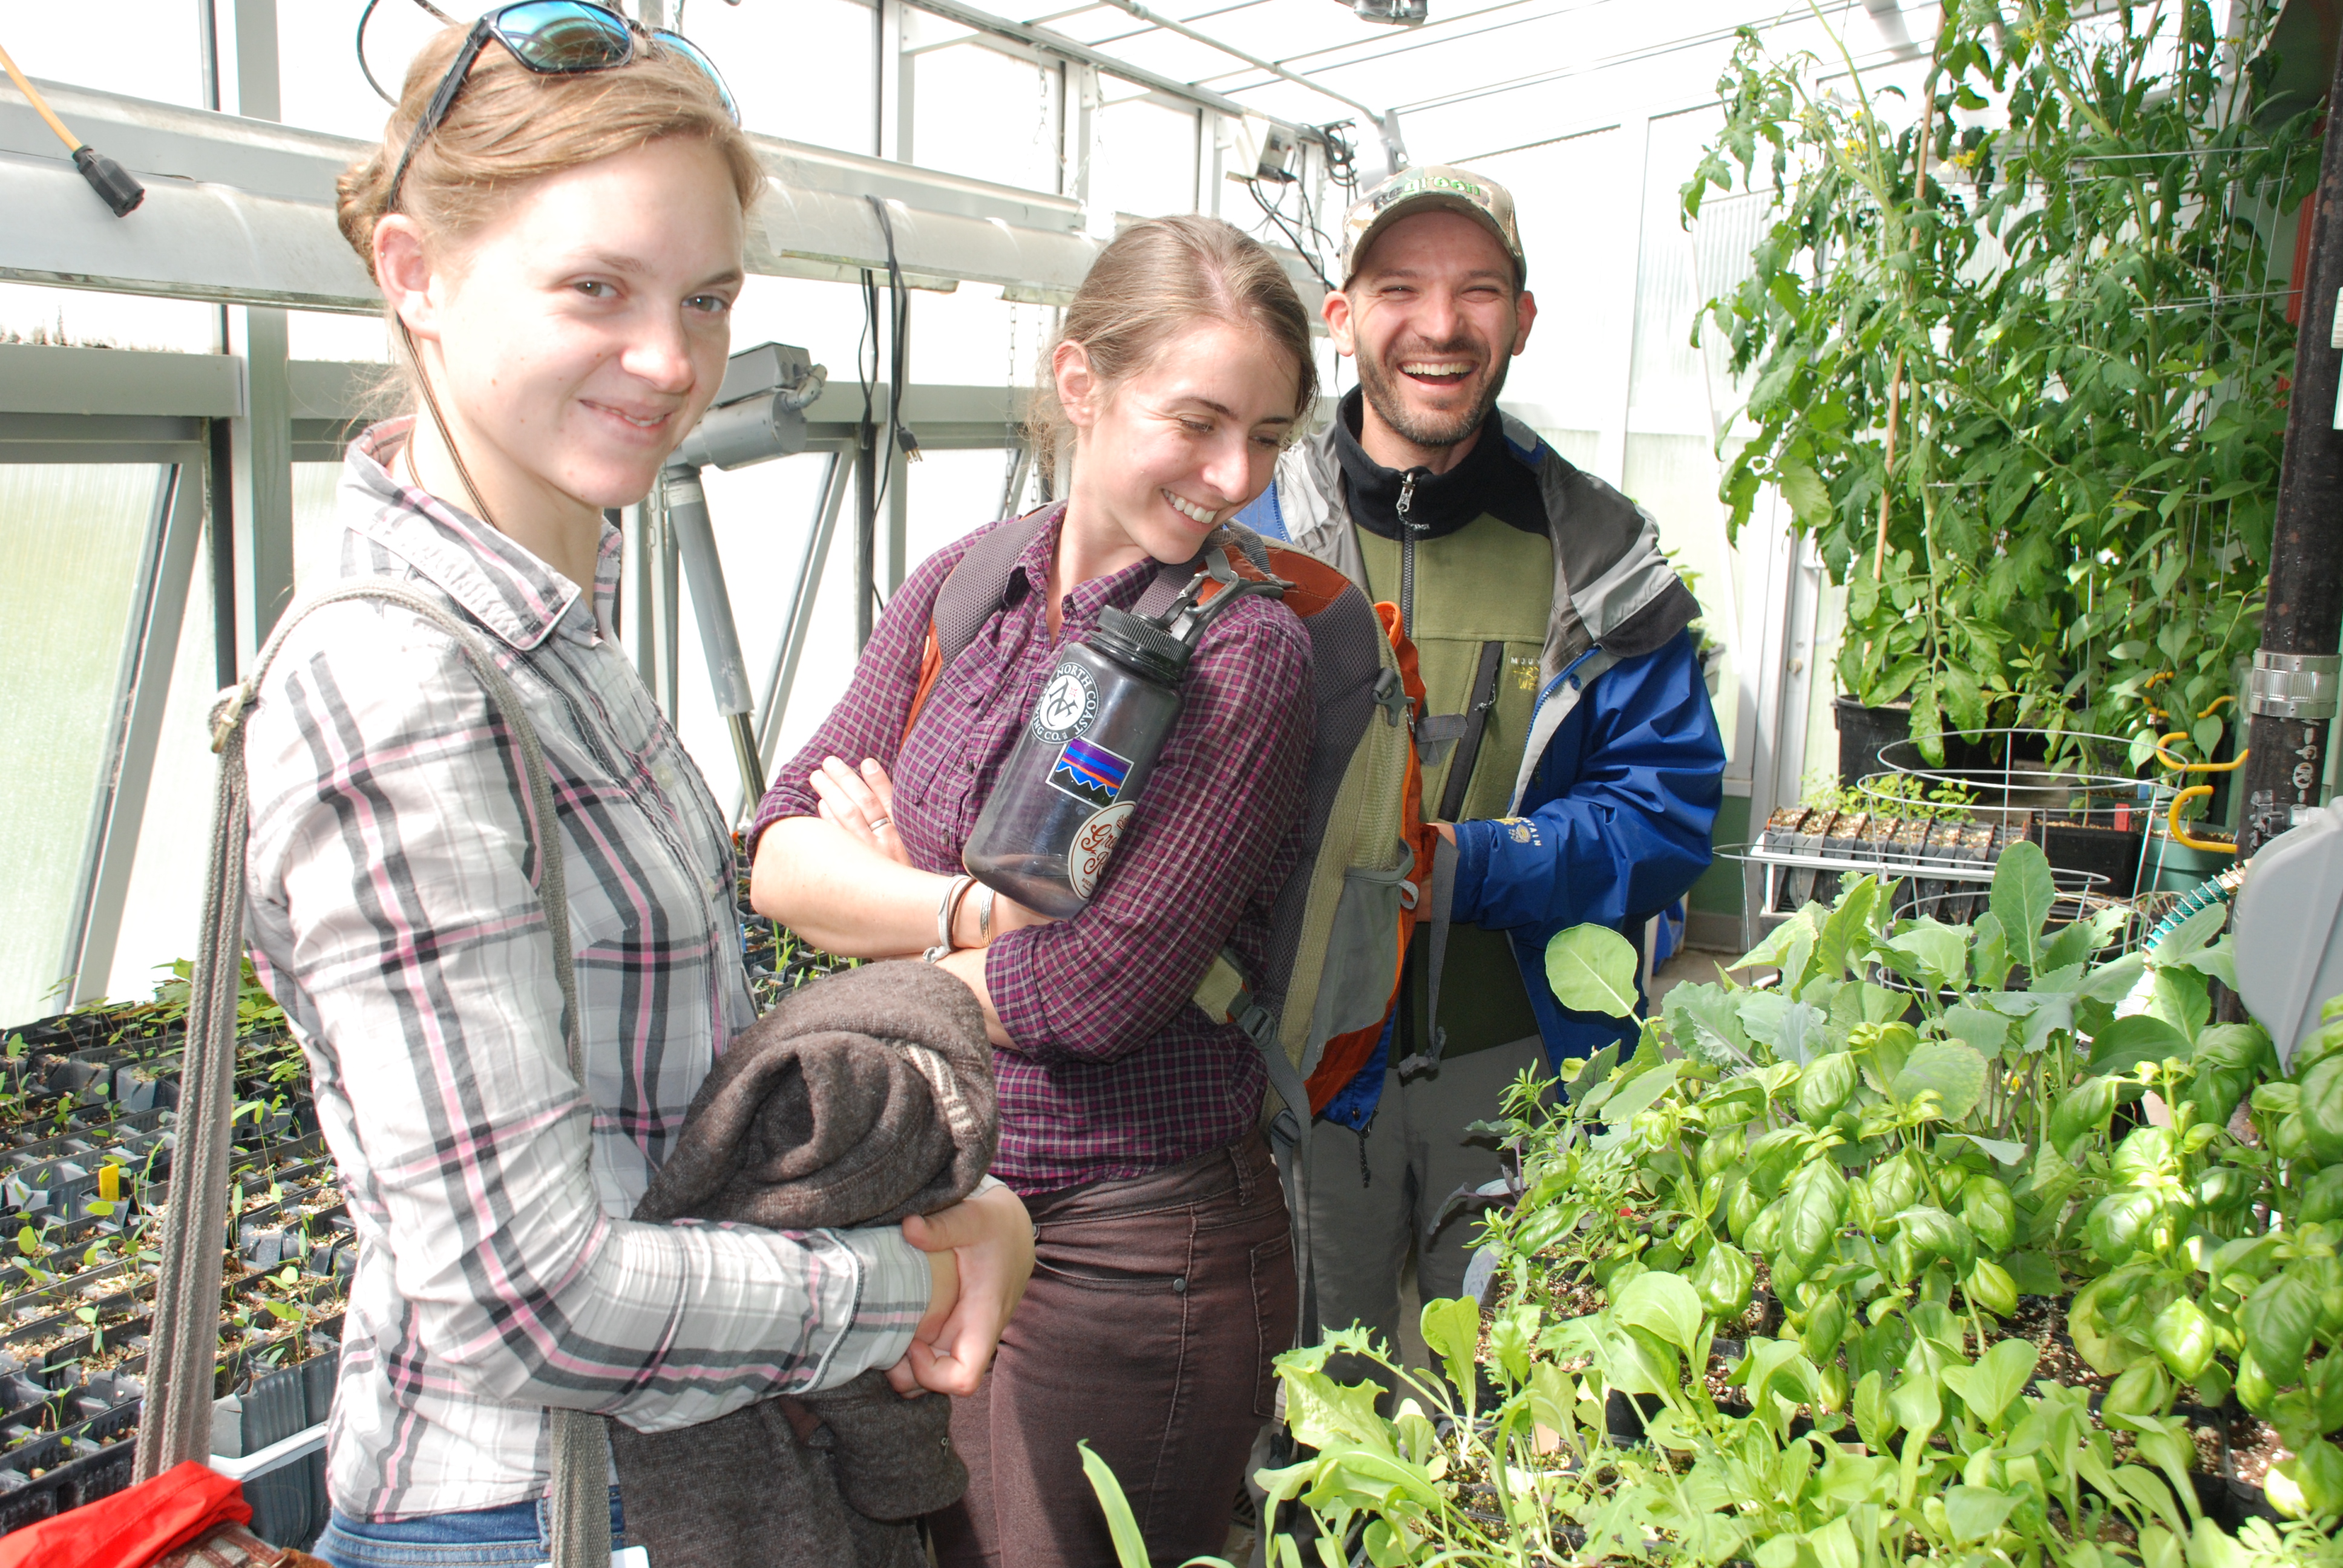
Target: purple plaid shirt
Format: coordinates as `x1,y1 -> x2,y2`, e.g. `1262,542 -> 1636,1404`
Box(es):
753,509 -> 1312,1192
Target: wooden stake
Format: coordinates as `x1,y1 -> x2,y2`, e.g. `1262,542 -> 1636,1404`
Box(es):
0,40 -> 86,155
1875,354 -> 1902,580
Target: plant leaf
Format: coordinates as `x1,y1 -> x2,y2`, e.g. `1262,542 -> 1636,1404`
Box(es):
1989,840 -> 2055,967
1963,1336 -> 2040,1426
1076,1441 -> 1156,1568
1545,924 -> 1640,1018
1939,1004 -> 2012,1060
1891,1040 -> 1988,1122
1945,1484 -> 2020,1543
1613,1269 -> 1705,1356
2087,1013 -> 2190,1077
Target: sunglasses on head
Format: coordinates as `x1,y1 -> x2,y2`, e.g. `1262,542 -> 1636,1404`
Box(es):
385,1 -> 739,212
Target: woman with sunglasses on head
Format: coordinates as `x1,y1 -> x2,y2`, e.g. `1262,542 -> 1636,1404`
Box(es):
241,12 -> 1032,1566
749,217 -> 1317,1567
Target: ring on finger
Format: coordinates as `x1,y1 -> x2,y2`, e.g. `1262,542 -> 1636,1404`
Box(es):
869,815 -> 892,832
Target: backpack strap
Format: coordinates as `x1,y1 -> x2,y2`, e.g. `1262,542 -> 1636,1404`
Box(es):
1194,948 -> 1305,1153
1395,835 -> 1460,1079
903,506 -> 1060,743
1431,639 -> 1507,824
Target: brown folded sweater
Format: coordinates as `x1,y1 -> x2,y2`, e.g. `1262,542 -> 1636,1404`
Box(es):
608,959 -> 997,1568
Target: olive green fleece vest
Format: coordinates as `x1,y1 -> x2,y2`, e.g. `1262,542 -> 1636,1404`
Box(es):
1357,513 -> 1555,1059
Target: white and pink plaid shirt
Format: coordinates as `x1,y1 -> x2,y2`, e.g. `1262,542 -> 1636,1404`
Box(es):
243,422 -> 928,1522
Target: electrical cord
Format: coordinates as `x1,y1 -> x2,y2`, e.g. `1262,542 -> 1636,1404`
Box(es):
866,194 -> 923,472
1247,177 -> 1336,293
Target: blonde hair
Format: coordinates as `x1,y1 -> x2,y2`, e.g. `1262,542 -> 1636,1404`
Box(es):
338,24 -> 759,273
1031,215 -> 1318,471
337,24 -> 762,419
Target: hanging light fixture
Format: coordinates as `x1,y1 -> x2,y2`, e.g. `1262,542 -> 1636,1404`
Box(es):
1346,0 -> 1427,26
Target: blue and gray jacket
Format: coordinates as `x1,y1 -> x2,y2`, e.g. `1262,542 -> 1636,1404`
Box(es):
1234,411 -> 1726,1124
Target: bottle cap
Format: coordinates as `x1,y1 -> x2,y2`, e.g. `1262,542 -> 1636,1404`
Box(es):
1089,607 -> 1191,685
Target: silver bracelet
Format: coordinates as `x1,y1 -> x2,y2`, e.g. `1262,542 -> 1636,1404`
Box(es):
973,882 -> 997,944
926,874 -> 975,963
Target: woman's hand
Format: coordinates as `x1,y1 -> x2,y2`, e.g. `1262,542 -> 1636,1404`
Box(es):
884,1183 -> 1034,1397
888,1247 -> 961,1397
809,756 -> 910,867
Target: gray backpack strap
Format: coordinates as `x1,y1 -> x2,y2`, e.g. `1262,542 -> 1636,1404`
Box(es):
1395,835 -> 1460,1080
1195,949 -> 1304,1154
933,507 -> 1060,671
145,579 -> 611,1568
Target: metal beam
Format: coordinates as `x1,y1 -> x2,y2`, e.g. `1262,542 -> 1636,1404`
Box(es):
902,0 -> 1320,143
0,74 -> 1109,311
68,464 -> 205,1002
1086,0 -> 1388,125
757,451 -> 855,788
0,344 -> 242,416
229,303 -> 293,667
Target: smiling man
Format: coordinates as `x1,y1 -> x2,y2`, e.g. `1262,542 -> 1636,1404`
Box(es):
1234,164 -> 1726,1368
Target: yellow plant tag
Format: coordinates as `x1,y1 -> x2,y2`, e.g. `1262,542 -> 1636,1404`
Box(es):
98,1165 -> 119,1203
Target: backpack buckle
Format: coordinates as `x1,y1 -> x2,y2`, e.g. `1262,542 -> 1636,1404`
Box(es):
1232,998 -> 1277,1048
1374,667 -> 1407,726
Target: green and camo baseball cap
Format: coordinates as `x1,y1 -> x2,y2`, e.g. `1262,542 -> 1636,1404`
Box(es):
1340,164 -> 1525,287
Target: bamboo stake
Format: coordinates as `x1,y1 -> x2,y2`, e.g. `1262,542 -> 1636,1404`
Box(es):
1875,355 -> 1902,579
1876,82 -> 1935,583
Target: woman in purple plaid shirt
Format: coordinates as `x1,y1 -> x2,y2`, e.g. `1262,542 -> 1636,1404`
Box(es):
751,217 -> 1320,1565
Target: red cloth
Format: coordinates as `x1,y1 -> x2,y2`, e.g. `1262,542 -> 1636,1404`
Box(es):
0,1462 -> 251,1568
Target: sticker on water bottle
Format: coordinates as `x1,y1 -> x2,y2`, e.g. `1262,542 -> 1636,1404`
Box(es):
1031,662 -> 1099,742
1067,802 -> 1135,899
1047,736 -> 1133,811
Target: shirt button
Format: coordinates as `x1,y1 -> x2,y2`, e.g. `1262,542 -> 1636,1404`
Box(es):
653,758 -> 680,792
1172,1276 -> 1188,1295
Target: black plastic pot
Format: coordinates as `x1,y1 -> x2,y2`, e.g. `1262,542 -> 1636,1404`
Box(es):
2030,813 -> 2146,897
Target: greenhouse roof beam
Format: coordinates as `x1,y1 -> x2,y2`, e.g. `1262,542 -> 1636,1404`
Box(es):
902,0 -> 1326,138
0,74 -> 1122,311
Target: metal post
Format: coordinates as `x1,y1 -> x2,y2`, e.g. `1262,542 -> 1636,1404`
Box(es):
68,466 -> 206,1001
2237,43 -> 2343,859
856,393 -> 879,650
757,451 -> 853,780
224,0 -> 291,670
649,486 -> 681,716
229,304 -> 293,667
662,463 -> 765,809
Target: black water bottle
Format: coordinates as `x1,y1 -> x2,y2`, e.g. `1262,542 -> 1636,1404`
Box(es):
962,607 -> 1191,918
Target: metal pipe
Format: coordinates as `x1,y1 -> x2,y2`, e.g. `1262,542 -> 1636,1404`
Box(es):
1085,0 -> 1387,123
903,0 -> 1324,142
663,462 -> 766,809
757,451 -> 853,773
2237,31 -> 2343,861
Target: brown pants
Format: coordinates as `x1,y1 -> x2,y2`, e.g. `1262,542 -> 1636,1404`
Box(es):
929,1131 -> 1296,1567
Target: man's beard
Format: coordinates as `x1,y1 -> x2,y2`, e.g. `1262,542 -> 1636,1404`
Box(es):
1355,340 -> 1512,454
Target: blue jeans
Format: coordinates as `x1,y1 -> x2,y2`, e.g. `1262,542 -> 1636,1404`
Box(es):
312,1488 -> 625,1567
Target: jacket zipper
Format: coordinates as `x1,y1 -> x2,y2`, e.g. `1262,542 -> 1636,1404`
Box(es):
1397,469 -> 1425,638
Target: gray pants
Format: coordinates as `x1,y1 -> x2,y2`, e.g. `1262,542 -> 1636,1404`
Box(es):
1297,1034 -> 1547,1365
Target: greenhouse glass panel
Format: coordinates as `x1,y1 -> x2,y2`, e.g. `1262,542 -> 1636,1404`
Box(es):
1623,434 -> 1738,765
0,284 -> 219,354
910,41 -> 1064,195
671,0 -> 880,157
103,526 -> 219,1004
1474,126 -> 1637,464
0,1 -> 205,109
0,466 -> 168,1025
1090,93 -> 1199,221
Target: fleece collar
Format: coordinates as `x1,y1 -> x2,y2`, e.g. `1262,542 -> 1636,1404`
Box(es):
1328,388 -> 1545,544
